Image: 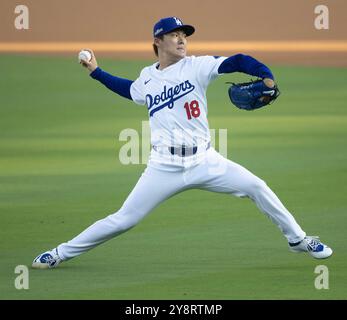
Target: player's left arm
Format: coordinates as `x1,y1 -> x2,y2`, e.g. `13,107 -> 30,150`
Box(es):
218,54 -> 275,87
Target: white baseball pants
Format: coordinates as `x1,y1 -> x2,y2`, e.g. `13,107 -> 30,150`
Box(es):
57,147 -> 305,260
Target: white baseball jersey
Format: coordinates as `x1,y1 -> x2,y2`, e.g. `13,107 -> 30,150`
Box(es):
130,55 -> 227,148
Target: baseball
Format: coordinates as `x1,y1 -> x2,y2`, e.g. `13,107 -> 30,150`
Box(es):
78,50 -> 92,63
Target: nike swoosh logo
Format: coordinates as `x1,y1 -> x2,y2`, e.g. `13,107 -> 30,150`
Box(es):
144,79 -> 152,85
263,90 -> 275,96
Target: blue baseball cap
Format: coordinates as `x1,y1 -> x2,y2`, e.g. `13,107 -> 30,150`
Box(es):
153,17 -> 195,37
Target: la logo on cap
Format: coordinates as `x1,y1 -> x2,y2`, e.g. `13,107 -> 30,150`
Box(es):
173,17 -> 183,26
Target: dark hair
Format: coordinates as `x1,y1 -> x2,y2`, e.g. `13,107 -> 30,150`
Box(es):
153,35 -> 163,57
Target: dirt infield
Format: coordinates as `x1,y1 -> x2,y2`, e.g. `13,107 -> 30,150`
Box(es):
1,0 -> 346,65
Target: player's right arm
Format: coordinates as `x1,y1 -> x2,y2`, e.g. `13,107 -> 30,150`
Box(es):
79,48 -> 134,100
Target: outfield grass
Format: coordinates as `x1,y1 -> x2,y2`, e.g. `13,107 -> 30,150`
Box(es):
1,55 -> 346,299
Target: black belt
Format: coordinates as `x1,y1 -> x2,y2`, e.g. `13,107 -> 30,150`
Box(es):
153,142 -> 210,157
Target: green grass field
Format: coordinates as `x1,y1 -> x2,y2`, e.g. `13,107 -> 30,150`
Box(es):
1,55 -> 347,299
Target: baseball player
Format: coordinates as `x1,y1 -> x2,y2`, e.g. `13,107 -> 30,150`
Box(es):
32,17 -> 332,269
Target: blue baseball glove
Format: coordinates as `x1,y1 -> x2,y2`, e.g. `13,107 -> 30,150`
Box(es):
228,79 -> 280,111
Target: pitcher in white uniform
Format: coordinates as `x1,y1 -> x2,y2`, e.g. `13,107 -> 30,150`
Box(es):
32,17 -> 332,269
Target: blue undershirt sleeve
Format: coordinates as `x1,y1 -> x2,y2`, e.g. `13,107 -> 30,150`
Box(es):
218,54 -> 274,80
89,67 -> 133,100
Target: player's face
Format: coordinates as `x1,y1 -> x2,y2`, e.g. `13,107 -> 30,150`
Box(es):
157,30 -> 187,59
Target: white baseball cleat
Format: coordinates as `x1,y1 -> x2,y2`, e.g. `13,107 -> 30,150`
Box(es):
289,236 -> 333,259
32,248 -> 62,269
